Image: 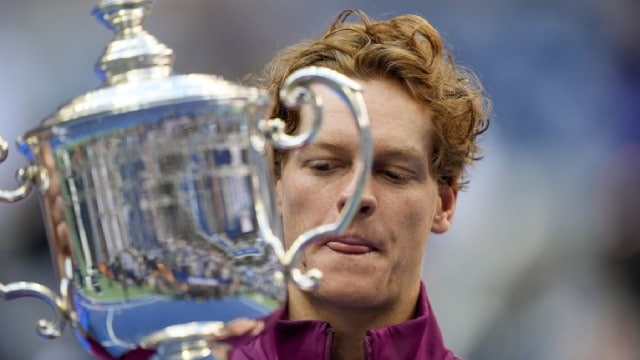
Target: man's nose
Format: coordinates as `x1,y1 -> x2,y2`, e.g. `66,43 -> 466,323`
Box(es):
336,179 -> 377,218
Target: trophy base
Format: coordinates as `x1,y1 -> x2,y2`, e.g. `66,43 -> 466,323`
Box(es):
152,338 -> 229,360
140,321 -> 225,349
141,321 -> 242,360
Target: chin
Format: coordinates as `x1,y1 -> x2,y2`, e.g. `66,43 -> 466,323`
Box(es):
295,248 -> 392,306
309,271 -> 388,309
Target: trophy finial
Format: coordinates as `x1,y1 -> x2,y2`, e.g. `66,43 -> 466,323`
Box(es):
93,0 -> 174,85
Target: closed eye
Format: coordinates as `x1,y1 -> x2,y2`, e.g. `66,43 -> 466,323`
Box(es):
305,160 -> 345,176
311,162 -> 333,171
376,167 -> 413,184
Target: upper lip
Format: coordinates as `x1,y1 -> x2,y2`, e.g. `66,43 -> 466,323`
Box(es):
320,233 -> 382,251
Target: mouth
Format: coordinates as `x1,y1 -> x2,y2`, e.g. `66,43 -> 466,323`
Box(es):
323,235 -> 380,255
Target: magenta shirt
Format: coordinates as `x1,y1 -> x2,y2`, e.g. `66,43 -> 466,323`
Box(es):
229,282 -> 459,359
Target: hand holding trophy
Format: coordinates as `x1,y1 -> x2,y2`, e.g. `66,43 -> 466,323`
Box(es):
0,1 -> 371,359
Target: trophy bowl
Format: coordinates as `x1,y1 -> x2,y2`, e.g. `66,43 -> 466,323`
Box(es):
0,1 -> 372,359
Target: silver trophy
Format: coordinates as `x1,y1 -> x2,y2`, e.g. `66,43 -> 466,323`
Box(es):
0,1 -> 372,359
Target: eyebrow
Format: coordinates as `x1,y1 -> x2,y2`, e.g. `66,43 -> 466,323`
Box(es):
297,138 -> 428,164
373,143 -> 427,162
294,139 -> 355,158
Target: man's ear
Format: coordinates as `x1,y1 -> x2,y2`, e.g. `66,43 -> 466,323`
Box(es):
431,185 -> 458,234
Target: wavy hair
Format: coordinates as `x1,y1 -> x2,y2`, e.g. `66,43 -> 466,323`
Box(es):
253,9 -> 491,190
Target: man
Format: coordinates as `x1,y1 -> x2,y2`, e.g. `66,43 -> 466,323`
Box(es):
87,8 -> 489,360
231,8 -> 490,360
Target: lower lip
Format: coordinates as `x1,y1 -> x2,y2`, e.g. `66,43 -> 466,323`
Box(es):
326,241 -> 374,255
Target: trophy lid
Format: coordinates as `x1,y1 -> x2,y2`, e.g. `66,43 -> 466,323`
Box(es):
24,0 -> 267,138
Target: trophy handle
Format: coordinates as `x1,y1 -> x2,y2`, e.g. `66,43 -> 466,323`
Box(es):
258,66 -> 373,290
0,281 -> 67,339
0,257 -> 74,339
0,135 -> 46,203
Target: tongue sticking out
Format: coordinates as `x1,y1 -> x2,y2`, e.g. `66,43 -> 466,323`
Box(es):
326,241 -> 373,255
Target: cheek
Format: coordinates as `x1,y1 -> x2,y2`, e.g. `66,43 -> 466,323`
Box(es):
393,195 -> 436,249
278,178 -> 327,244
280,179 -> 315,215
389,202 -> 433,279
279,169 -> 340,217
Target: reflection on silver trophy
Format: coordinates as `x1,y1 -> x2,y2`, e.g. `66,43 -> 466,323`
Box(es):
0,1 -> 372,359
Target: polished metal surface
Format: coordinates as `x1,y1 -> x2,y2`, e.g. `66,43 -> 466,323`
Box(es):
0,1 -> 372,359
0,136 -> 41,202
0,281 -> 67,339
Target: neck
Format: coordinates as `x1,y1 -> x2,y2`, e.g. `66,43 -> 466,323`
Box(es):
287,285 -> 421,360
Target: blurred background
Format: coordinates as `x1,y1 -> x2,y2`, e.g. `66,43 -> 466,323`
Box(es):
0,0 -> 638,358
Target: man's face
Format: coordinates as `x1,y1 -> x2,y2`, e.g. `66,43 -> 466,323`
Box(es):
276,78 -> 456,311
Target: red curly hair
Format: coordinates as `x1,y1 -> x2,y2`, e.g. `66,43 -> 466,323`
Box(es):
254,9 -> 491,190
